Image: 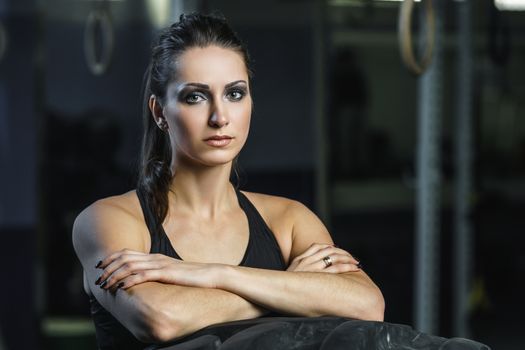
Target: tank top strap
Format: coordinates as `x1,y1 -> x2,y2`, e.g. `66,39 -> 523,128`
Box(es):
235,190 -> 272,233
135,188 -> 158,237
235,189 -> 286,269
136,188 -> 179,257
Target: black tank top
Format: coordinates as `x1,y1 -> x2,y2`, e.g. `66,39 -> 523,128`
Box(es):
90,188 -> 286,349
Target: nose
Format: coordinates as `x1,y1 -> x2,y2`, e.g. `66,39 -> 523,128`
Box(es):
208,101 -> 229,128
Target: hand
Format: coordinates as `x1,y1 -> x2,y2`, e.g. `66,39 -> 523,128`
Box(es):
287,243 -> 361,273
94,249 -> 220,292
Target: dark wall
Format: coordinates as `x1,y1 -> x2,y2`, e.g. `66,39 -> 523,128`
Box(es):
40,0 -> 153,316
0,1 -> 39,348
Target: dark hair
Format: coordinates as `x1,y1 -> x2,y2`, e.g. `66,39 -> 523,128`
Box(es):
137,13 -> 252,228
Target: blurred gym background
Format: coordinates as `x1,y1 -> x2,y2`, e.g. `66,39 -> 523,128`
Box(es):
0,0 -> 524,349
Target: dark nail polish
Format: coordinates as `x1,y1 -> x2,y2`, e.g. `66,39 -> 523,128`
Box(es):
95,276 -> 101,285
95,260 -> 102,268
117,282 -> 124,289
99,280 -> 108,289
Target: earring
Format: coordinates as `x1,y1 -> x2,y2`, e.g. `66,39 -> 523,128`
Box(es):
158,120 -> 168,132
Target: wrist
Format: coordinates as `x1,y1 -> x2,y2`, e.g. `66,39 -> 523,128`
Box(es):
214,263 -> 235,290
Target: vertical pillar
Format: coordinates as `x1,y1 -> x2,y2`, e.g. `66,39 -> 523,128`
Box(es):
414,0 -> 444,335
313,0 -> 329,223
454,0 -> 473,338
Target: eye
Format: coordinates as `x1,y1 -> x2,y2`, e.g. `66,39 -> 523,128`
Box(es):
184,92 -> 206,104
226,89 -> 246,102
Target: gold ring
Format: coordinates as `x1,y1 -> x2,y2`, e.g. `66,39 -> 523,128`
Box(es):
323,255 -> 333,268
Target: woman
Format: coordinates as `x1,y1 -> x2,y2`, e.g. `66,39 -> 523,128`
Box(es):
72,13 -> 384,349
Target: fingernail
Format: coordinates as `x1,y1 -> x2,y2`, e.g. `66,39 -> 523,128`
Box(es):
117,282 -> 124,289
99,280 -> 108,289
95,260 -> 102,268
357,262 -> 363,269
95,276 -> 102,285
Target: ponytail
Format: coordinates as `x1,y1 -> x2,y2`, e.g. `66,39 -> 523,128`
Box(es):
137,65 -> 172,227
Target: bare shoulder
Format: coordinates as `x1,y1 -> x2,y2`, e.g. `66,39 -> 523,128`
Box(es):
72,190 -> 148,260
241,191 -> 314,223
241,191 -> 332,262
240,191 -> 322,237
241,191 -> 301,223
73,191 -> 142,235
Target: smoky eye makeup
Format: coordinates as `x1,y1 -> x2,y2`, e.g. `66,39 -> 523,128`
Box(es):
177,88 -> 209,104
225,85 -> 248,101
175,80 -> 249,104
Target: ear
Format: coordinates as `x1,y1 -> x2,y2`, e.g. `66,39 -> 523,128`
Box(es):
149,95 -> 168,131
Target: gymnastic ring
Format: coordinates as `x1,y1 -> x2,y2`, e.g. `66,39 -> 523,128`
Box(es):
0,20 -> 7,64
84,8 -> 114,76
398,0 -> 435,75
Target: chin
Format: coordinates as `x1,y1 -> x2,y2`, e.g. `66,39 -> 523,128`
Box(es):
186,150 -> 239,168
202,155 -> 238,167
175,142 -> 242,167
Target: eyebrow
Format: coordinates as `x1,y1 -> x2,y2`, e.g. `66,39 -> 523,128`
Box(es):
179,80 -> 247,91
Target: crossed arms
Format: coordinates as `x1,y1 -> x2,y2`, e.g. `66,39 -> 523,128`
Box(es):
72,195 -> 384,344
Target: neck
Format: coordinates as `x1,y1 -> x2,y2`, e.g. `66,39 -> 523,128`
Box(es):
168,157 -> 237,219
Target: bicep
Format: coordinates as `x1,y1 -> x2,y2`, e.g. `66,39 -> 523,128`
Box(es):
73,203 -> 145,287
288,201 -> 335,261
72,203 -> 151,334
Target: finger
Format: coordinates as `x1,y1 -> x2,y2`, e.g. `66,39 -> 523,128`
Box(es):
112,269 -> 164,291
99,260 -> 160,290
314,253 -> 359,271
327,247 -> 358,264
324,254 -> 359,267
292,252 -> 356,272
97,248 -> 145,268
302,247 -> 339,264
96,248 -> 146,269
336,254 -> 360,266
301,246 -> 356,266
327,247 -> 359,264
286,260 -> 298,271
96,253 -> 154,286
323,263 -> 361,274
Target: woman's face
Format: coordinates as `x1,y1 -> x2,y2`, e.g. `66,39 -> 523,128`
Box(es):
161,45 -> 252,168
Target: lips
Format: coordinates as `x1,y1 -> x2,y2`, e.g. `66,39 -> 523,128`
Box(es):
204,135 -> 233,141
204,135 -> 233,147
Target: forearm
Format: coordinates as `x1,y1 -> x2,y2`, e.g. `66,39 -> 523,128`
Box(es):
217,266 -> 384,321
123,281 -> 267,342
